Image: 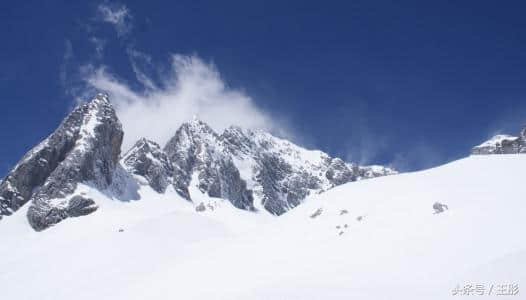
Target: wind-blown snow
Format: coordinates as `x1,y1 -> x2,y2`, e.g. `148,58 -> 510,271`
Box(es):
0,155 -> 524,299
475,134 -> 518,148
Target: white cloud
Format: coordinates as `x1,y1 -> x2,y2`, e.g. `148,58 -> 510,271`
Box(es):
97,2 -> 132,37
83,53 -> 288,151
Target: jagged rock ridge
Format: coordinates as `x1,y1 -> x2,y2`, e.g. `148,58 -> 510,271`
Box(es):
0,94 -> 124,230
122,138 -> 174,194
163,120 -> 255,211
472,127 -> 526,155
0,94 -> 396,230
164,121 -> 396,215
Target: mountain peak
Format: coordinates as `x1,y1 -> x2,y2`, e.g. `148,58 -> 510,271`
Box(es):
0,94 -> 123,230
94,92 -> 109,102
1,98 -> 395,229
122,138 -> 173,194
472,126 -> 526,154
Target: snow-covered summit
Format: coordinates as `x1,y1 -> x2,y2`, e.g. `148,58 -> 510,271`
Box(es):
163,120 -> 396,215
472,126 -> 526,155
0,96 -> 395,230
0,93 -> 123,230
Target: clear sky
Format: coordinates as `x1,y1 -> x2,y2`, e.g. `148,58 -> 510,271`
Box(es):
1,0 -> 526,176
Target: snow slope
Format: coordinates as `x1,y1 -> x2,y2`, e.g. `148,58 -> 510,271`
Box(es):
1,155 -> 524,299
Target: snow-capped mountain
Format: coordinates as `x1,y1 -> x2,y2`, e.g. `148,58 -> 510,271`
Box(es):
0,94 -> 125,230
161,119 -> 396,215
472,127 -> 526,154
1,94 -> 524,300
0,95 -> 395,230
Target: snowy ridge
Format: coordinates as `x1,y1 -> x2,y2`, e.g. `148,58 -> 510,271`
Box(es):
475,134 -> 517,148
472,126 -> 526,155
164,121 -> 396,215
1,94 -> 394,228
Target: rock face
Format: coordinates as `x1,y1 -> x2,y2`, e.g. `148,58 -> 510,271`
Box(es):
221,126 -> 397,215
163,121 -> 396,215
0,93 -> 123,230
122,138 -> 173,193
1,95 -> 396,230
164,120 -> 255,211
472,128 -> 526,155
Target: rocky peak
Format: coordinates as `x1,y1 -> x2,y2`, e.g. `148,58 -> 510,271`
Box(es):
472,135 -> 519,155
218,124 -> 395,215
471,124 -> 526,155
122,138 -> 173,193
164,119 -> 254,210
0,93 -> 123,230
220,126 -> 259,156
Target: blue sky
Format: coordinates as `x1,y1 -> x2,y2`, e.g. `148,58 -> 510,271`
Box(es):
1,1 -> 526,176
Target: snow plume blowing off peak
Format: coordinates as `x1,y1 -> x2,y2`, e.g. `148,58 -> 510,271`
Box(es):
84,54 -> 285,151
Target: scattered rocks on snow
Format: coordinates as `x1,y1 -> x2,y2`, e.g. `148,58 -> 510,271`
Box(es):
310,208 -> 323,219
195,202 -> 206,212
433,202 -> 449,214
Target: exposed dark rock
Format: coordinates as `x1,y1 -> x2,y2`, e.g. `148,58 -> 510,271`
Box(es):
433,202 -> 449,214
164,119 -> 254,211
122,138 -> 174,193
195,202 -> 206,212
325,158 -> 356,186
162,121 -> 396,216
0,94 -> 124,230
221,126 -> 396,215
310,208 -> 323,219
1,97 -> 396,230
472,126 -> 526,155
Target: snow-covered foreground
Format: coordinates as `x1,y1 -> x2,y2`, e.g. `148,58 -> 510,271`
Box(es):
1,155 -> 524,299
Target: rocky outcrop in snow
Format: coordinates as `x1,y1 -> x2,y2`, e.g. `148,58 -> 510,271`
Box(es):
472,127 -> 526,155
358,165 -> 398,179
0,94 -> 123,230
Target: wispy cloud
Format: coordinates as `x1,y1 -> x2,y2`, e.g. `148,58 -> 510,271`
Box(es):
82,53 -> 289,151
97,2 -> 132,37
64,2 -> 293,152
126,48 -> 157,90
89,37 -> 106,59
59,40 -> 74,87
389,142 -> 444,172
